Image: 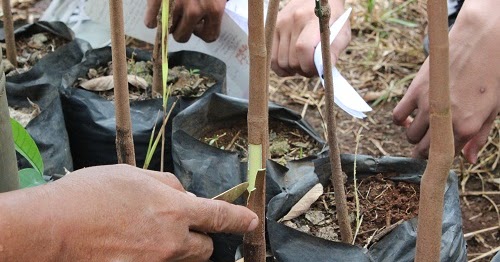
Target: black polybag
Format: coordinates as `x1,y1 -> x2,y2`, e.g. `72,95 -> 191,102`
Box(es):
61,48 -> 226,171
267,155 -> 467,262
0,21 -> 74,42
171,93 -> 325,261
6,39 -> 92,176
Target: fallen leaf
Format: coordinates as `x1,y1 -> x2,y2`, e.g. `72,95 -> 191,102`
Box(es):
279,183 -> 324,222
80,75 -> 148,91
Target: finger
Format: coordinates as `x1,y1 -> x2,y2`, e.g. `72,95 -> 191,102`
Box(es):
187,198 -> 258,234
412,130 -> 430,159
277,29 -> 294,76
393,59 -> 429,126
144,0 -> 162,28
182,232 -> 214,261
271,31 -> 290,76
461,114 -> 496,164
193,13 -> 223,43
294,21 -> 319,77
143,170 -> 185,192
172,5 -> 203,43
406,110 -> 429,144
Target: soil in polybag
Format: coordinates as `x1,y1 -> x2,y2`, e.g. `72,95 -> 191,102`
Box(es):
1,21 -> 74,75
171,93 -> 325,261
61,48 -> 226,171
5,39 -> 91,176
266,155 -> 467,262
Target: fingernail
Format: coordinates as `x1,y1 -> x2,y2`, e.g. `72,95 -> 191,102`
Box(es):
247,217 -> 259,232
470,154 -> 478,164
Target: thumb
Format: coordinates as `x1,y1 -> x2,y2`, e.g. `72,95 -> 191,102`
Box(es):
187,198 -> 258,234
461,115 -> 495,164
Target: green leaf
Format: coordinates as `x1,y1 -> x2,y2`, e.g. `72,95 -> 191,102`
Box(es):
19,168 -> 46,188
386,17 -> 418,28
10,118 -> 44,175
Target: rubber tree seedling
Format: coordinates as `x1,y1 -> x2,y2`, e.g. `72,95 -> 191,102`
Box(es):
244,0 -> 268,259
316,0 -> 353,243
1,0 -> 17,67
415,0 -> 454,261
0,50 -> 19,192
109,0 -> 136,165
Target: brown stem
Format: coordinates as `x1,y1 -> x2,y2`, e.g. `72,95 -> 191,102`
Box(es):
244,0 -> 267,260
2,0 -> 17,67
152,9 -> 163,95
109,0 -> 136,166
0,52 -> 19,192
415,0 -> 454,261
317,0 -> 353,243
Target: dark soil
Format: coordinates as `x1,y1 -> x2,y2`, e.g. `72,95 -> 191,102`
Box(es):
201,120 -> 323,165
2,32 -> 70,75
283,173 -> 420,247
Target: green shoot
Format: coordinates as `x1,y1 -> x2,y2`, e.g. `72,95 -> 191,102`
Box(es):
189,68 -> 200,76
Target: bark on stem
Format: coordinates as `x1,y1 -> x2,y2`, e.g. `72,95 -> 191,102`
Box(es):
317,0 -> 353,243
152,10 -> 162,95
0,52 -> 19,192
2,0 -> 17,67
244,0 -> 267,260
415,0 -> 454,261
109,0 -> 136,165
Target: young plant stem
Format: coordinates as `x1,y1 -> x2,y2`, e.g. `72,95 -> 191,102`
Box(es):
0,53 -> 19,192
1,0 -> 17,67
265,0 -> 279,99
244,0 -> 267,260
316,0 -> 353,243
152,9 -> 163,95
160,0 -> 174,172
109,0 -> 136,165
415,0 -> 454,261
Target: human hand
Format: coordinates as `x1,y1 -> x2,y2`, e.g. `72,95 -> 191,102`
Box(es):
393,1 -> 500,163
0,164 -> 257,261
271,0 -> 351,77
144,0 -> 226,43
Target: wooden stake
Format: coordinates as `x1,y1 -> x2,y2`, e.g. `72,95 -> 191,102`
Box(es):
0,50 -> 19,192
109,0 -> 136,165
1,0 -> 17,67
316,0 -> 353,243
415,0 -> 454,261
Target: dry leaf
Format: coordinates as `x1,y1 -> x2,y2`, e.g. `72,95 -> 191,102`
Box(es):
279,183 -> 324,222
80,75 -> 148,91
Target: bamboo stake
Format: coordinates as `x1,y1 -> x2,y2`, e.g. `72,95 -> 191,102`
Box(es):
316,0 -> 353,243
415,0 -> 454,261
244,0 -> 267,260
109,0 -> 136,165
1,0 -> 17,67
0,51 -> 19,192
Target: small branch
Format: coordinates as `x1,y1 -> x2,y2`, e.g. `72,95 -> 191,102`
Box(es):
316,0 -> 353,243
464,226 -> 500,240
1,0 -> 17,67
109,0 -> 136,165
469,246 -> 500,262
460,191 -> 500,196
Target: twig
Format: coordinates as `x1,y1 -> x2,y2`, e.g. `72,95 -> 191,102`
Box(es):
316,0 -> 353,243
460,191 -> 500,196
226,130 -> 241,151
469,246 -> 500,262
372,219 -> 405,243
464,225 -> 500,240
1,0 -> 17,67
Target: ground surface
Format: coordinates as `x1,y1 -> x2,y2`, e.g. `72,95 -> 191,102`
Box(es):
2,0 -> 499,261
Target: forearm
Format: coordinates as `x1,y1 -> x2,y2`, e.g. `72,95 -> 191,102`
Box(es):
0,185 -> 61,261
